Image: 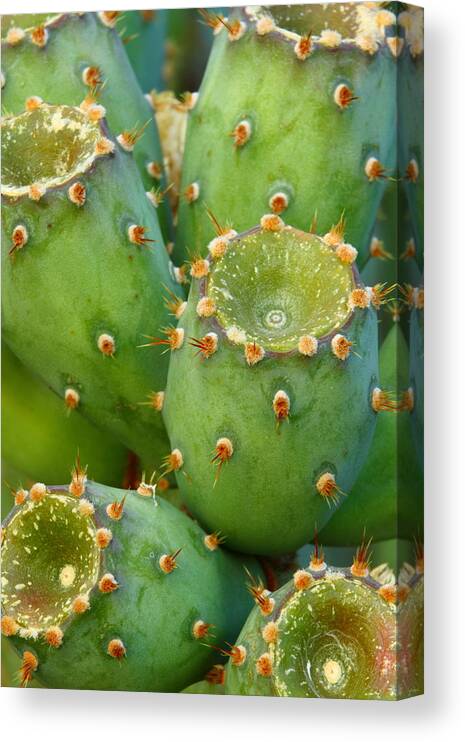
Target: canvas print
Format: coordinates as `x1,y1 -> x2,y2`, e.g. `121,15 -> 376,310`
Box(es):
0,3 -> 424,700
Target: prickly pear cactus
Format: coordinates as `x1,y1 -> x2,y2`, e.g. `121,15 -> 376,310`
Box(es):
0,3 -> 424,700
1,343 -> 132,491
397,557 -> 424,698
1,10 -> 172,238
182,677 -> 225,694
163,7 -> 226,95
163,218 -> 379,554
398,6 -> 424,268
362,183 -> 422,296
1,462 -> 26,520
407,284 -> 424,469
1,102 -> 181,469
1,480 -> 262,692
223,545 -> 424,699
319,323 -> 423,545
121,9 -> 167,93
175,3 -> 399,266
1,633 -> 42,688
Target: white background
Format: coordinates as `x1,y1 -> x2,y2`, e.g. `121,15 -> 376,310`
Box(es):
1,0 -> 464,739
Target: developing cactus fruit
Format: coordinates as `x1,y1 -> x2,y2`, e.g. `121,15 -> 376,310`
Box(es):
175,3 -> 399,266
1,10 -> 172,238
223,541 -> 424,699
163,218 -> 379,554
1,479 -> 262,691
319,323 -> 423,545
1,102 -> 182,470
1,343 -> 132,493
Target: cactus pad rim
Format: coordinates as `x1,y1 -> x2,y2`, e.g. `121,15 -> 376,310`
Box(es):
1,11 -> 123,45
270,574 -> 397,698
200,223 -> 360,354
1,103 -> 112,198
224,555 -> 424,699
240,3 -> 423,59
1,490 -> 101,634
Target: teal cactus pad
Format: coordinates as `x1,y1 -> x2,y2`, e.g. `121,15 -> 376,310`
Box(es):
1,103 -> 181,470
163,221 -> 379,554
319,324 -> 423,545
1,342 -> 131,492
1,11 -> 172,238
121,9 -> 167,93
175,4 -> 399,266
1,481 -> 262,691
408,293 -> 424,469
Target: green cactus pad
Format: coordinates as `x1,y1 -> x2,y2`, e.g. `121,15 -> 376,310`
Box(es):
398,7 -> 424,267
1,461 -> 28,520
163,222 -> 378,555
1,14 -> 62,33
1,103 -> 181,470
1,481 -> 262,691
121,9 -> 167,93
181,677 -> 226,694
175,3 -> 399,266
1,343 -> 131,493
1,11 -> 171,238
318,324 -> 423,545
1,636 -> 42,687
224,561 -> 423,699
361,180 -> 423,351
397,571 -> 424,697
162,7 -> 224,95
409,297 -> 424,469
